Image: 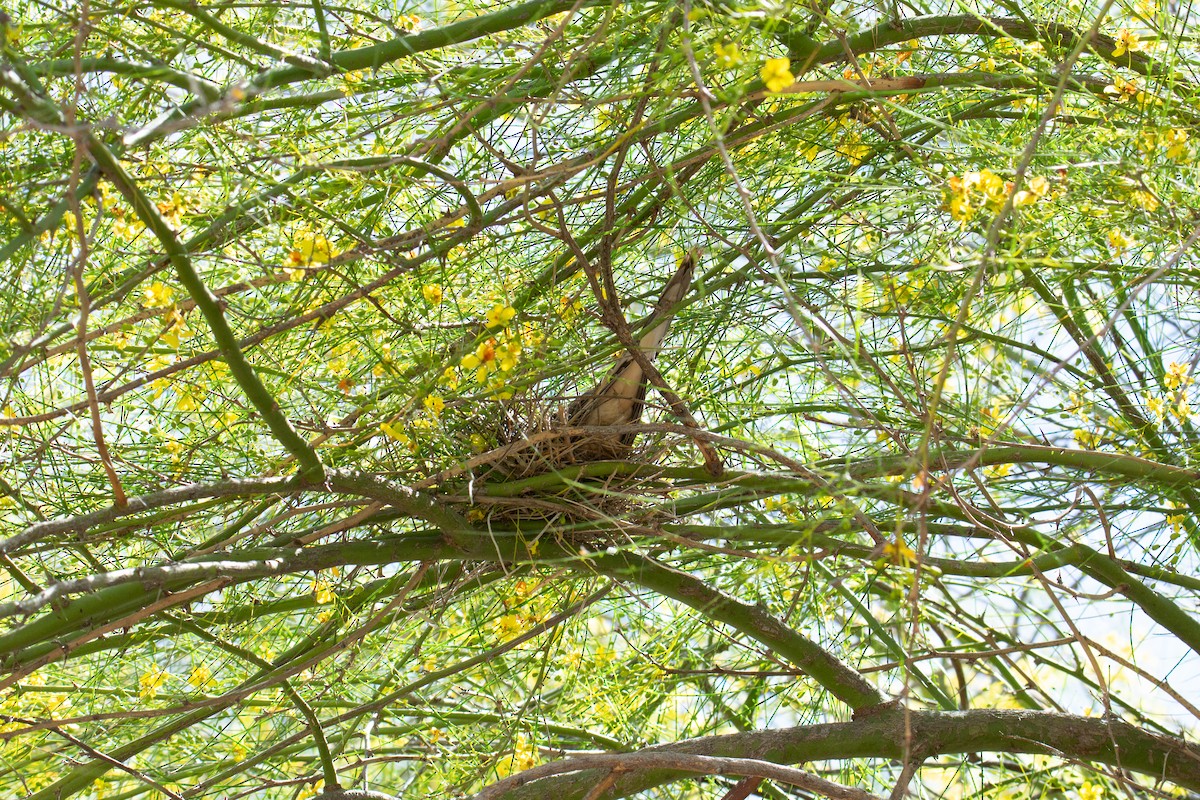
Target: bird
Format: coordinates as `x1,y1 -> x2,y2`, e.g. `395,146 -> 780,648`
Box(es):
562,251 -> 697,458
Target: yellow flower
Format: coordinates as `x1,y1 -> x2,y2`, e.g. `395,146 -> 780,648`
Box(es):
493,613 -> 524,639
1164,361 -> 1193,391
462,338 -> 499,382
496,735 -> 540,778
1130,189 -> 1159,212
1172,392 -> 1192,422
760,57 -> 794,92
422,283 -> 444,304
836,128 -> 870,165
946,168 -> 1010,220
1163,128 -> 1189,160
1106,228 -> 1134,255
162,311 -> 187,349
423,394 -> 445,416
340,70 -> 366,95
817,255 -> 837,273
487,375 -> 514,400
1146,393 -> 1166,423
1104,74 -> 1141,102
143,281 -> 175,308
312,578 -> 334,604
558,295 -> 584,320
948,192 -> 974,222
139,665 -> 169,699
496,340 -> 521,372
713,42 -> 742,68
486,303 -> 516,329
112,207 -> 145,240
1079,781 -> 1104,800
175,389 -> 198,412
188,666 -> 213,689
1013,175 -> 1049,206
293,228 -> 334,264
380,422 -> 417,452
895,39 -> 919,64
156,192 -> 188,228
1112,28 -> 1142,58
881,539 -> 917,566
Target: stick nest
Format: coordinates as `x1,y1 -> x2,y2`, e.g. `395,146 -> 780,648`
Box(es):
487,395 -> 647,479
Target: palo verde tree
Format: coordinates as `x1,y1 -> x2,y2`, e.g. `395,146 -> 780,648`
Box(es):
1,0 -> 1199,798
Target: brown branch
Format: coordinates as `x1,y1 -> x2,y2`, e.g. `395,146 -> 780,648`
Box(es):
474,709 -> 1200,800
473,752 -> 883,800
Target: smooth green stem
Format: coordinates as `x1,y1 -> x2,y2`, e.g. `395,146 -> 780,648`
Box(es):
30,55 -> 223,99
311,0 -> 333,63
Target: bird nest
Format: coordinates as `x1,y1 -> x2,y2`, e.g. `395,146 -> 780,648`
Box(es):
419,388 -> 700,536
486,395 -> 644,479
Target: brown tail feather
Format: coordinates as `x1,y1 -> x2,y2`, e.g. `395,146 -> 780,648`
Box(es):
567,251 -> 697,431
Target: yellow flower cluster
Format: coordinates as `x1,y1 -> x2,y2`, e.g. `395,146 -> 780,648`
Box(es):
945,169 -> 1049,221
486,303 -> 515,329
422,283 -> 444,304
452,301 -> 524,397
312,577 -> 334,605
881,538 -> 917,566
188,665 -> 213,689
1138,128 -> 1190,161
380,421 -> 417,452
423,394 -> 445,416
1104,74 -> 1148,104
1147,362 -> 1195,427
156,191 -> 190,229
142,280 -> 175,308
286,228 -> 336,266
1165,361 -> 1194,392
495,735 -> 540,778
139,664 -> 169,699
461,336 -> 521,385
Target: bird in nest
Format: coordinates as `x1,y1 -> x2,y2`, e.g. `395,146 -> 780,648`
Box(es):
560,251 -> 696,460
489,250 -> 698,475
493,251 -> 698,476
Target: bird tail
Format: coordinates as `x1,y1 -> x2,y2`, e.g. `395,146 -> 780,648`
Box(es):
636,249 -> 697,359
